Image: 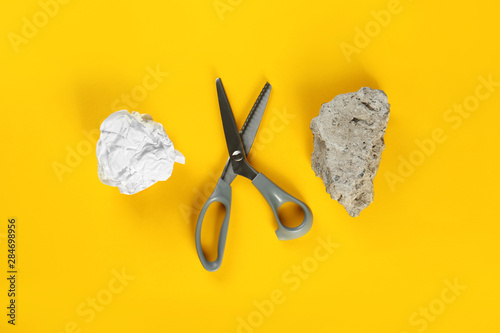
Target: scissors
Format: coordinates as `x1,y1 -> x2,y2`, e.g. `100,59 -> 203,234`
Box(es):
195,78 -> 313,271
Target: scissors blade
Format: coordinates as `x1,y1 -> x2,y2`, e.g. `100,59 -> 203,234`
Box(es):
216,78 -> 246,158
221,157 -> 237,184
240,82 -> 272,155
221,82 -> 271,184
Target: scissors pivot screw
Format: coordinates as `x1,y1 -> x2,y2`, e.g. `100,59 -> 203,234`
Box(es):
231,150 -> 243,162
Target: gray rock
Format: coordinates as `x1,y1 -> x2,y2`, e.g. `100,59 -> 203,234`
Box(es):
310,87 -> 390,217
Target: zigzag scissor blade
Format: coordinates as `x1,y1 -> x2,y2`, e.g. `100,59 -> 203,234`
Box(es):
239,82 -> 272,155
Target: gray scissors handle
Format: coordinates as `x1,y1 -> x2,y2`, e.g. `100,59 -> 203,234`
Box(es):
252,173 -> 313,240
195,178 -> 232,272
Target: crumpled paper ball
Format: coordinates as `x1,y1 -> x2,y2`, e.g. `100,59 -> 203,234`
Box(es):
96,110 -> 185,194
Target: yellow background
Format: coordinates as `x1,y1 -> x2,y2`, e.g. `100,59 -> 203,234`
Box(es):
1,0 -> 499,332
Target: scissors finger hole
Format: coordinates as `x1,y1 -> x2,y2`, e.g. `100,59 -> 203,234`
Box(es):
201,202 -> 226,262
278,202 -> 305,229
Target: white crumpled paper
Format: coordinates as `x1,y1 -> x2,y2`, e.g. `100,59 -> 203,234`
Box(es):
96,110 -> 185,195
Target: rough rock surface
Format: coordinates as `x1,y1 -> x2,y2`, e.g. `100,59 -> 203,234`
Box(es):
310,87 -> 390,217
